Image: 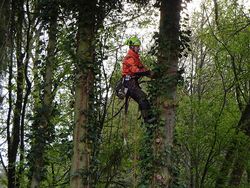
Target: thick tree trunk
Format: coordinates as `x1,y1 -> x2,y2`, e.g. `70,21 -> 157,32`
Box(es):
30,5 -> 58,187
7,0 -> 24,187
70,1 -> 96,188
158,0 -> 181,146
155,0 -> 181,186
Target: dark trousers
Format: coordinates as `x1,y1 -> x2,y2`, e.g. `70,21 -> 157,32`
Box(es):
124,78 -> 151,111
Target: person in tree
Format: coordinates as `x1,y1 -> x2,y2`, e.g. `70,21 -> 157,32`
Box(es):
122,36 -> 156,124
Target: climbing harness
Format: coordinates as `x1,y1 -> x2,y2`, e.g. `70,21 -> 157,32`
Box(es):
115,74 -> 134,100
115,77 -> 128,100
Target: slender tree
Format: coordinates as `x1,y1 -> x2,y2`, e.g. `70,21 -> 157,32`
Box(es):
7,0 -> 25,187
16,0 -> 36,186
29,1 -> 59,187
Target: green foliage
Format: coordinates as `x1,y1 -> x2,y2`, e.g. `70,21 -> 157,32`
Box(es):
0,170 -> 7,188
175,1 -> 250,187
138,124 -> 155,187
1,0 -> 250,187
96,97 -> 144,187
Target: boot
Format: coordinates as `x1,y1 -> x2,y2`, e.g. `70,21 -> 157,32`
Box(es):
141,110 -> 156,124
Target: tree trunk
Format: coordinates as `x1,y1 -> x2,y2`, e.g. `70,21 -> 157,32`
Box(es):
228,101 -> 250,186
216,101 -> 250,187
0,0 -> 10,73
27,4 -> 58,188
155,0 -> 181,186
0,0 -> 10,111
7,0 -> 24,187
30,4 -> 58,187
229,152 -> 245,187
16,2 -> 34,186
70,1 -> 96,188
215,142 -> 235,188
247,166 -> 250,184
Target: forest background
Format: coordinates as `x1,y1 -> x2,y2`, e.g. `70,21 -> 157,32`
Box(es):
0,0 -> 250,187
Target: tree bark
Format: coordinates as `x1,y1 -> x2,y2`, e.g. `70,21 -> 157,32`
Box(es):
216,101 -> 250,187
16,1 -> 33,186
229,153 -> 246,187
158,0 -> 181,146
215,142 -> 235,188
228,101 -> 250,186
7,0 -> 24,187
30,3 -> 58,187
70,1 -> 96,188
155,0 -> 181,186
0,0 -> 10,73
247,166 -> 250,184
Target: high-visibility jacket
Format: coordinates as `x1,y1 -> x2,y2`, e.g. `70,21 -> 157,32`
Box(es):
122,49 -> 147,77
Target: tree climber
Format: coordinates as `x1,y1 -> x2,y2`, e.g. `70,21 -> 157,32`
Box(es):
122,36 -> 156,124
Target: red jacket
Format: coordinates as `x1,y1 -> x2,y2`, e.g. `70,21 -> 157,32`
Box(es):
122,49 -> 147,77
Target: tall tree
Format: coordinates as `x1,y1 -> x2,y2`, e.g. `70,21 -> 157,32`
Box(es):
16,0 -> 36,186
7,0 -> 25,187
29,1 -> 59,187
153,0 -> 182,186
70,1 -> 97,187
70,0 -> 124,186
